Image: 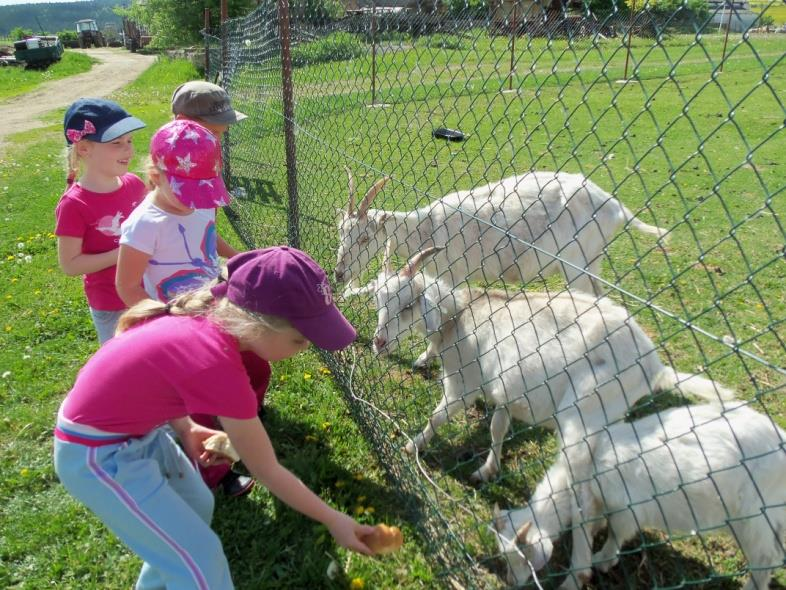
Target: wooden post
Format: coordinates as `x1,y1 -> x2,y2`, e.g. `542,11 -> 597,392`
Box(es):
371,0 -> 377,105
278,0 -> 300,248
719,0 -> 733,73
623,0 -> 636,81
508,0 -> 518,91
204,7 -> 210,80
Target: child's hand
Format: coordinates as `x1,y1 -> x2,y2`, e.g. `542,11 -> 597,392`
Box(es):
327,512 -> 376,555
170,418 -> 232,466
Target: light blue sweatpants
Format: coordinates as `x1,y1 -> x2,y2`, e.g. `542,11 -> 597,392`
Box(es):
54,427 -> 234,590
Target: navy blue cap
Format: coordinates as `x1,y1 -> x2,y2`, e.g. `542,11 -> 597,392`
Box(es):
64,98 -> 146,145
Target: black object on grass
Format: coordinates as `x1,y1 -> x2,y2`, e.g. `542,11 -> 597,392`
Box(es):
432,127 -> 467,141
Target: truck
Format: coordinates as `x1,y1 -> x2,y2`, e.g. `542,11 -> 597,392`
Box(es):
13,36 -> 64,69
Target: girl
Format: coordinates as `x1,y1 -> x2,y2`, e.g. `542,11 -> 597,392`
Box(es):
54,246 -> 375,590
54,98 -> 146,344
115,118 -> 250,496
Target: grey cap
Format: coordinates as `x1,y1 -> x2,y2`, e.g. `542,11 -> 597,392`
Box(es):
171,81 -> 247,125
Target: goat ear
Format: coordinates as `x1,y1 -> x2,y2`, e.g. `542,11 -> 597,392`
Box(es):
515,521 -> 532,544
382,240 -> 393,273
358,176 -> 390,219
493,504 -> 507,531
419,294 -> 442,334
344,166 -> 356,215
402,246 -> 443,277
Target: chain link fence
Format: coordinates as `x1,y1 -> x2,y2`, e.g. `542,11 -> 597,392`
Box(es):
205,1 -> 785,587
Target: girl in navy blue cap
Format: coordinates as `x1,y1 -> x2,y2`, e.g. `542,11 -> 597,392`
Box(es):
54,247 -> 376,590
54,98 -> 147,344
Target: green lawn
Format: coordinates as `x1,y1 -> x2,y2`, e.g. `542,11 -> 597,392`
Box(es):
0,50 -> 97,102
0,57 -> 433,589
224,26 -> 786,589
749,0 -> 786,25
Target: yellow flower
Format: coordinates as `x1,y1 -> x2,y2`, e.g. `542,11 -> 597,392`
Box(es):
354,505 -> 364,516
350,579 -> 365,590
34,290 -> 41,295
5,295 -> 11,300
321,421 -> 331,430
279,375 -> 288,382
357,495 -> 366,503
353,473 -> 364,481
319,367 -> 331,375
10,278 -> 17,283
303,372 -> 312,380
305,435 -> 318,443
365,506 -> 375,515
335,480 -> 346,488
6,255 -> 13,261
4,326 -> 11,332
20,468 -> 29,477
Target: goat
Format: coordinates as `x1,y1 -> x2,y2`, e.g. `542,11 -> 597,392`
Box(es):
494,403 -> 786,590
371,247 -> 735,482
335,169 -> 668,297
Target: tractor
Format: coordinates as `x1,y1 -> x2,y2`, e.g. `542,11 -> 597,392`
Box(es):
76,19 -> 106,48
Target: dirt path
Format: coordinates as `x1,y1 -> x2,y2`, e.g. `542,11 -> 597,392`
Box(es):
0,48 -> 156,151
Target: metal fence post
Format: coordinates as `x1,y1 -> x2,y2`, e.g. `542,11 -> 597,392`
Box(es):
204,7 -> 210,80
278,0 -> 300,248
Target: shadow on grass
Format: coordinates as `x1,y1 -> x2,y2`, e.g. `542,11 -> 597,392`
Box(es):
212,404 -> 422,589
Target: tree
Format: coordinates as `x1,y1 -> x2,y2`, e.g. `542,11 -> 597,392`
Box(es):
116,0 -> 258,48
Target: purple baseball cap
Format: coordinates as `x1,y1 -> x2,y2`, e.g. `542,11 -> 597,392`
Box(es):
211,247 -> 357,351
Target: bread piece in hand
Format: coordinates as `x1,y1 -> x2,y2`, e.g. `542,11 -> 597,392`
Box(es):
363,524 -> 403,555
203,432 -> 240,463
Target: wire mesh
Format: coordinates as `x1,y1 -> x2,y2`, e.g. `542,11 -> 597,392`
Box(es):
206,0 -> 786,587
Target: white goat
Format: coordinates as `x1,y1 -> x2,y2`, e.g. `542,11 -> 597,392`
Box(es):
494,403 -> 786,590
335,169 -> 668,296
372,248 -> 735,482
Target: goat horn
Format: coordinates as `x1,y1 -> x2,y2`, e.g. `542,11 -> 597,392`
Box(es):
358,176 -> 390,219
344,166 -> 356,215
515,521 -> 532,543
402,246 -> 442,277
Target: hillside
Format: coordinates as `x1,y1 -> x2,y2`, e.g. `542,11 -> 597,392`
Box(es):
0,0 -> 125,37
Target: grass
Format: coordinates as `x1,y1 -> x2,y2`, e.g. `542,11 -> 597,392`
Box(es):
0,57 -> 435,589
0,49 -> 97,102
223,24 -> 786,589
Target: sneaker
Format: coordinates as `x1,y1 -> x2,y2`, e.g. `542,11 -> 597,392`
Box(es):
220,470 -> 255,497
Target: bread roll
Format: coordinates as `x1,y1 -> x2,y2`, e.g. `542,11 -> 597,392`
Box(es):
203,432 -> 240,463
363,524 -> 403,555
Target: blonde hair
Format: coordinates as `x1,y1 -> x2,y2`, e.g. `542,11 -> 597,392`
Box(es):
115,281 -> 293,344
65,144 -> 82,187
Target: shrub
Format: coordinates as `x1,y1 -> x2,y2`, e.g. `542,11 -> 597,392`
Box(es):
10,27 -> 34,41
291,32 -> 365,67
447,0 -> 489,18
421,33 -> 466,50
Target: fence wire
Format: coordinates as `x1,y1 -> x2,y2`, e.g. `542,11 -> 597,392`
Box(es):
206,1 -> 785,587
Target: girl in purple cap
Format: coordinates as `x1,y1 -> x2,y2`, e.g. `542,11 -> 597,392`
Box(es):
55,98 -> 147,344
115,118 -> 254,496
54,246 -> 374,589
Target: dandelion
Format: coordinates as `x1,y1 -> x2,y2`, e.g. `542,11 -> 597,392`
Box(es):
303,372 -> 312,380
10,278 -> 17,283
365,506 -> 375,514
305,435 -> 318,443
279,374 -> 288,382
5,255 -> 13,261
350,578 -> 365,589
20,468 -> 29,477
321,421 -> 331,430
5,295 -> 11,300
34,290 -> 41,295
353,473 -> 364,481
335,480 -> 346,488
4,326 -> 10,333
357,495 -> 367,503
319,367 -> 331,375
354,505 -> 364,516
17,242 -> 24,250
24,255 -> 32,263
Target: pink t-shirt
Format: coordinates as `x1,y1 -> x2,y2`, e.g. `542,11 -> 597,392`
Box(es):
54,174 -> 146,311
59,315 -> 259,434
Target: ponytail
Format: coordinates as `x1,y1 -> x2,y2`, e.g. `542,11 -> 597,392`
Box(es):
65,144 -> 81,188
114,280 -> 293,342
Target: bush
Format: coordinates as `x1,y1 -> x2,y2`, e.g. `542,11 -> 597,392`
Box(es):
57,30 -> 78,43
10,27 -> 34,41
446,0 -> 489,18
622,0 -> 710,19
291,32 -> 365,67
421,33 -> 466,50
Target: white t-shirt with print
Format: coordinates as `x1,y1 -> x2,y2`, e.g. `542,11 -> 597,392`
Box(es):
119,196 -> 220,302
